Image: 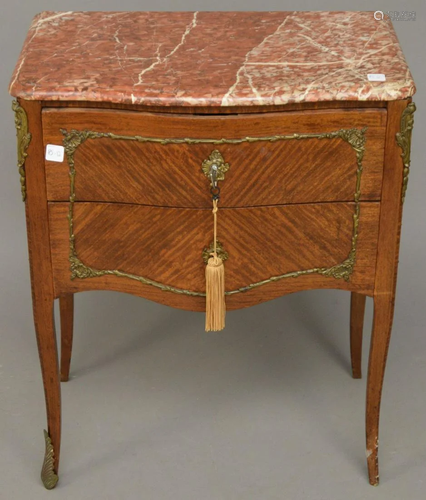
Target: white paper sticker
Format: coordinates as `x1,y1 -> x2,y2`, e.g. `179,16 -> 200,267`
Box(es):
368,74 -> 386,82
45,144 -> 64,162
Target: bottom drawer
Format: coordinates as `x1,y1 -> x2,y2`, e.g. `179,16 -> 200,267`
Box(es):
48,202 -> 380,311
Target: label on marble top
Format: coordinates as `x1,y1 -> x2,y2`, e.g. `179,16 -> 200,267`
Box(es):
368,74 -> 386,82
9,11 -> 416,107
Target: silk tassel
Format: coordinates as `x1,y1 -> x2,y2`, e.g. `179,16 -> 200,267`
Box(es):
205,199 -> 225,331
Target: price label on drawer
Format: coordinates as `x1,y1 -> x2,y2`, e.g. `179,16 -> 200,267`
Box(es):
45,144 -> 64,162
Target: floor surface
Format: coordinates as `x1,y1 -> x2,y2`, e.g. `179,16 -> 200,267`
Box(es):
1,284 -> 425,499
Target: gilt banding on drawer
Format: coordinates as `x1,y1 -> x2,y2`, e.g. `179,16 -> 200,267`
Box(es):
48,121 -> 375,305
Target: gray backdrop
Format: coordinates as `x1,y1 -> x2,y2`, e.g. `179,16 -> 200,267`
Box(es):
0,1 -> 424,499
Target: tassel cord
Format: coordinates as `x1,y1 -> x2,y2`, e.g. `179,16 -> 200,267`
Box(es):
212,199 -> 218,257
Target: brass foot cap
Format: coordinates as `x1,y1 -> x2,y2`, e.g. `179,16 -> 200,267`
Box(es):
41,430 -> 59,489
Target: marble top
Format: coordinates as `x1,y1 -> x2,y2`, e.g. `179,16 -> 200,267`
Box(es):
9,11 -> 416,107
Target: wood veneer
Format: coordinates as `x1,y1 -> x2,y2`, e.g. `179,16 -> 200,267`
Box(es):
48,201 -> 380,310
43,107 -> 386,206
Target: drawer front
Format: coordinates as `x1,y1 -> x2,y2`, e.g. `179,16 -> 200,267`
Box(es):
48,201 -> 380,311
43,108 -> 385,207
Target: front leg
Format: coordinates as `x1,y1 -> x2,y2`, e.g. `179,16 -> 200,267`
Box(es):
33,297 -> 61,489
364,99 -> 415,485
17,99 -> 61,488
366,293 -> 394,486
350,292 -> 366,379
60,294 -> 74,382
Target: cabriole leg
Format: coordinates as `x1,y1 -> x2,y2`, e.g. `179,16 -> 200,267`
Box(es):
17,99 -> 61,489
350,292 -> 366,379
366,294 -> 394,486
60,294 -> 74,382
32,294 -> 61,489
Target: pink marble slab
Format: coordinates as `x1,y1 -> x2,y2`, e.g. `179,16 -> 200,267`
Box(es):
9,11 -> 416,107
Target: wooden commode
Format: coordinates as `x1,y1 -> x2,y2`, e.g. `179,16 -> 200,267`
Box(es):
9,11 -> 416,489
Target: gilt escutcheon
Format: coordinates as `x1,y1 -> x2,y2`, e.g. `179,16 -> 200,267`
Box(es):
201,150 -> 230,186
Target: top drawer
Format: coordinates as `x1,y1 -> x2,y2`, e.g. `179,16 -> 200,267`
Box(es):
42,107 -> 386,207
